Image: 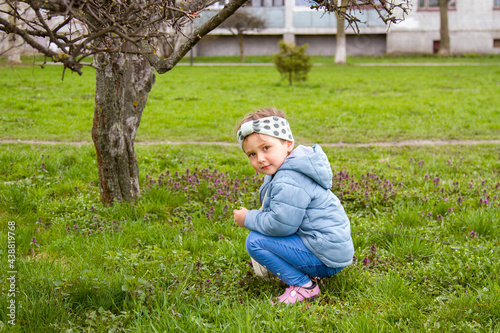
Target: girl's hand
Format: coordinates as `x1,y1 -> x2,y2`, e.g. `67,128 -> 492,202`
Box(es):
233,207 -> 248,228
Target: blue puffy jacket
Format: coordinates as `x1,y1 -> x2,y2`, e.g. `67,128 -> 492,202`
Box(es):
244,144 -> 354,268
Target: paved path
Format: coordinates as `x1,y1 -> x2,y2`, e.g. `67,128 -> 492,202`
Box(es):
33,62 -> 498,67
174,62 -> 500,67
1,139 -> 499,147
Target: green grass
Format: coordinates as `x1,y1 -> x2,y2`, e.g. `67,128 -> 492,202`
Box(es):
0,142 -> 499,332
178,54 -> 500,65
0,57 -> 499,331
4,54 -> 499,65
1,56 -> 499,143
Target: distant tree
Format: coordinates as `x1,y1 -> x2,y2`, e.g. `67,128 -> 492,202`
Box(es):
219,9 -> 266,62
329,0 -> 411,63
273,41 -> 312,86
334,0 -> 348,64
312,0 -> 410,32
0,2 -> 23,62
0,0 -> 410,205
0,31 -> 22,61
438,0 -> 450,56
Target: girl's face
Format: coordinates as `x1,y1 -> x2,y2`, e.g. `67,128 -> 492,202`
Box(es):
242,133 -> 294,176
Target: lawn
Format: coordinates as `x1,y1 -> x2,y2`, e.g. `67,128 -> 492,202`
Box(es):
0,57 -> 499,332
1,56 -> 499,143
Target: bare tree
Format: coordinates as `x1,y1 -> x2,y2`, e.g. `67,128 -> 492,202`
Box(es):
0,2 -> 23,61
0,0 -> 249,205
0,0 -> 410,205
438,0 -> 450,56
312,0 -> 410,33
334,0 -> 348,64
0,30 -> 23,60
219,9 -> 266,62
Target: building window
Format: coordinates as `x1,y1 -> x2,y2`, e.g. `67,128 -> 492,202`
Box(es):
495,0 -> 500,8
213,0 -> 229,7
213,0 -> 283,7
419,0 -> 456,10
494,39 -> 500,48
295,0 -> 310,6
247,0 -> 284,6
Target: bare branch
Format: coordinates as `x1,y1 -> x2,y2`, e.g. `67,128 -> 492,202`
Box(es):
27,0 -> 68,51
146,0 -> 250,73
219,8 -> 266,36
311,0 -> 410,33
0,0 -> 409,74
0,15 -> 83,73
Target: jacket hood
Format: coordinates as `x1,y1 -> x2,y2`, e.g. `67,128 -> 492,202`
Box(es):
279,144 -> 333,189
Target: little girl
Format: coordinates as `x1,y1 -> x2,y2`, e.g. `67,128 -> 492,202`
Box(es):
233,108 -> 354,304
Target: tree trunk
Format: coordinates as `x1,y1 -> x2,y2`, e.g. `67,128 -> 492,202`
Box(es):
91,53 -> 156,205
438,0 -> 450,56
6,4 -> 21,64
334,0 -> 347,64
237,33 -> 245,62
7,53 -> 22,64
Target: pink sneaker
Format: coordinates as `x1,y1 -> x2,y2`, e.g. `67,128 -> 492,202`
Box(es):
273,283 -> 320,304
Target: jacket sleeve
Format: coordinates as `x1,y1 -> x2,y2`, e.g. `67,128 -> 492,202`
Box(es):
244,176 -> 312,237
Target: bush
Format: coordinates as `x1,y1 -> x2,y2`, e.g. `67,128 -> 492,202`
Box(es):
273,40 -> 312,85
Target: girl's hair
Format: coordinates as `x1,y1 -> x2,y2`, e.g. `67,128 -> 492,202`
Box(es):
236,108 -> 286,133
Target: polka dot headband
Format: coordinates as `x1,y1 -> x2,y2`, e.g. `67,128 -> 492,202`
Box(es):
237,116 -> 294,150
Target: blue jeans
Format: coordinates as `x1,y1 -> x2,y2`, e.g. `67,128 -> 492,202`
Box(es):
246,231 -> 343,287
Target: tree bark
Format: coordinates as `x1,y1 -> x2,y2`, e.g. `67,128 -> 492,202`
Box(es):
334,0 -> 347,64
91,53 -> 155,205
6,3 -> 21,63
438,0 -> 450,56
88,0 -> 248,205
237,33 -> 245,62
7,53 -> 21,63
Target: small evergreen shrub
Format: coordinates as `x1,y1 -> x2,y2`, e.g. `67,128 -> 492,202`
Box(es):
273,40 -> 312,85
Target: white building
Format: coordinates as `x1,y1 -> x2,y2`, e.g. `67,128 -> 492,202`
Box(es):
194,0 -> 500,56
3,0 -> 499,58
